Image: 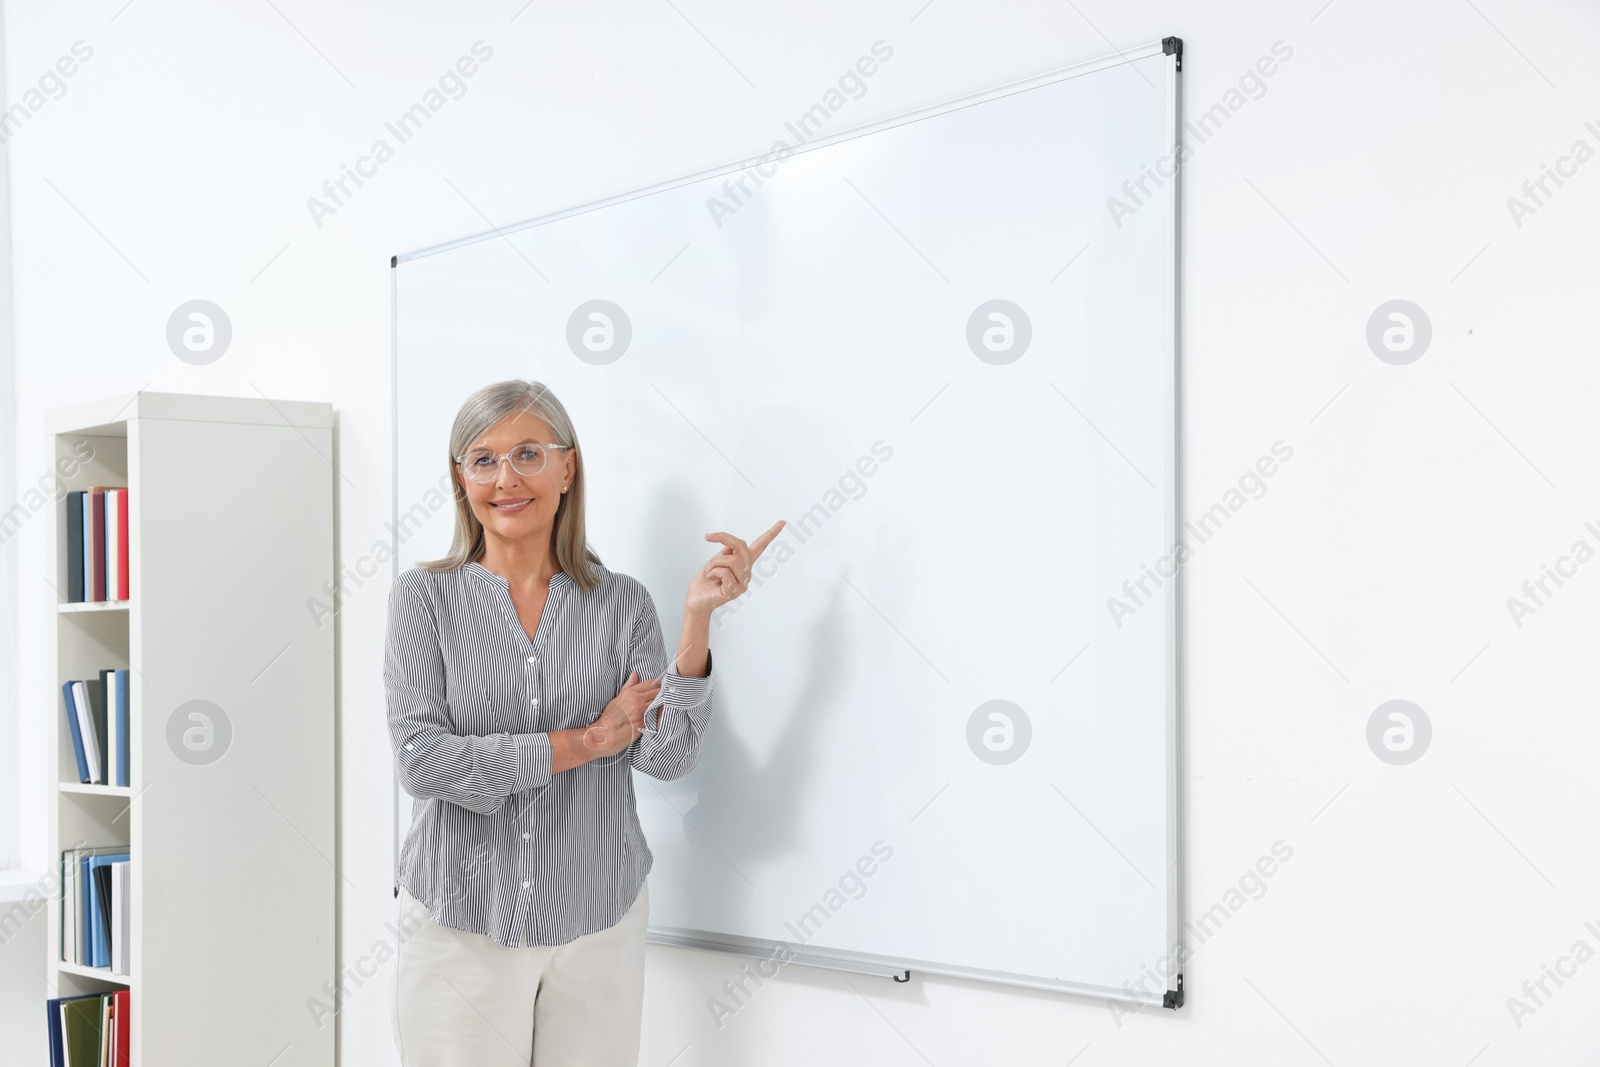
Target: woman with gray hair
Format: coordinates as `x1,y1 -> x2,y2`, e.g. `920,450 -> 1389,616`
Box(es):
386,379 -> 782,1066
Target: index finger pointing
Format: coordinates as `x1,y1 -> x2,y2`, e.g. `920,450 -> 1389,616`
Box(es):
748,519 -> 785,560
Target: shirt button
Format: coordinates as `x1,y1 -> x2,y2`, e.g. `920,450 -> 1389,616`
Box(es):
523,832 -> 530,840
531,698 -> 539,708
405,743 -> 414,751
522,880 -> 531,889
526,656 -> 536,664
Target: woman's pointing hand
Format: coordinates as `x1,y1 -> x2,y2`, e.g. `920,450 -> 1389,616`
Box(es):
686,520 -> 786,617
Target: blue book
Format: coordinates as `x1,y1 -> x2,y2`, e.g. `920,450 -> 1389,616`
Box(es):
45,996 -> 63,1067
80,493 -> 91,601
78,852 -> 104,963
61,682 -> 90,783
85,853 -> 129,968
113,669 -> 130,787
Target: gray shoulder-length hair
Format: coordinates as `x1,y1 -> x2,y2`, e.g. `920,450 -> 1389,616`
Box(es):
417,379 -> 604,591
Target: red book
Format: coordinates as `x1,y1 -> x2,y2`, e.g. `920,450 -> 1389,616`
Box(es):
115,490 -> 130,600
113,988 -> 130,1066
88,488 -> 107,602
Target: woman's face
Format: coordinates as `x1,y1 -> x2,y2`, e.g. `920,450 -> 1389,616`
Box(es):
455,409 -> 575,552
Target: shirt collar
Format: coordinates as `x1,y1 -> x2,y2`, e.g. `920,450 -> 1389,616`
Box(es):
464,560 -> 573,591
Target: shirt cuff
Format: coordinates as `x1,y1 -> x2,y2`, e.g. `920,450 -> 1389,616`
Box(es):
512,732 -> 553,791
641,650 -> 713,738
662,648 -> 713,704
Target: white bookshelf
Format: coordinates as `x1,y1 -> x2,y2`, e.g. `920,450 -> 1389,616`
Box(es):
44,392 -> 335,1067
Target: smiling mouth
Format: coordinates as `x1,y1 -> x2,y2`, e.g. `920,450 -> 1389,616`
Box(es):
490,498 -> 532,512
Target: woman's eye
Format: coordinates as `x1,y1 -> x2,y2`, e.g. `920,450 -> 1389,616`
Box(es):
515,447 -> 541,462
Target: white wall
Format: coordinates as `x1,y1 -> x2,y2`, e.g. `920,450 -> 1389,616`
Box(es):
0,880 -> 46,1065
5,1 -> 1599,1063
0,0 -> 19,876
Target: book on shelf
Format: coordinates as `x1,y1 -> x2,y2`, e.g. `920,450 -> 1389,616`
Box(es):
92,863 -> 114,968
111,860 -> 130,977
62,846 -> 130,973
61,670 -> 128,786
102,669 -> 128,788
65,487 -> 129,603
46,988 -> 128,1067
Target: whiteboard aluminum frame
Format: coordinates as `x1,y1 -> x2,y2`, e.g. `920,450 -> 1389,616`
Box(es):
391,37 -> 1185,1008
1162,37 -> 1186,1013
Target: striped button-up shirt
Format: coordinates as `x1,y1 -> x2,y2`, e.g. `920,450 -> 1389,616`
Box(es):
385,559 -> 714,947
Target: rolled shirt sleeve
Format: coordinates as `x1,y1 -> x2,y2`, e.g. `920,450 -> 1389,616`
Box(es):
385,577 -> 552,814
626,589 -> 714,781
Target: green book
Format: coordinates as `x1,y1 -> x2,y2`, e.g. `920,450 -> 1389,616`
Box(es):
61,992 -> 106,1067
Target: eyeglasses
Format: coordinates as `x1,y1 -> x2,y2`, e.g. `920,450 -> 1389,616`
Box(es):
455,442 -> 572,484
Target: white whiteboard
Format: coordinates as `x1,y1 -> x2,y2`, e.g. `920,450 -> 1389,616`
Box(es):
393,39 -> 1182,1006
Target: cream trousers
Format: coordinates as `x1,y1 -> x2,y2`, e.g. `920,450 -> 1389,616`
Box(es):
390,882 -> 649,1067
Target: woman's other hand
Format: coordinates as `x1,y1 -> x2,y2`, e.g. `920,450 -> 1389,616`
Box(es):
582,670 -> 661,757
